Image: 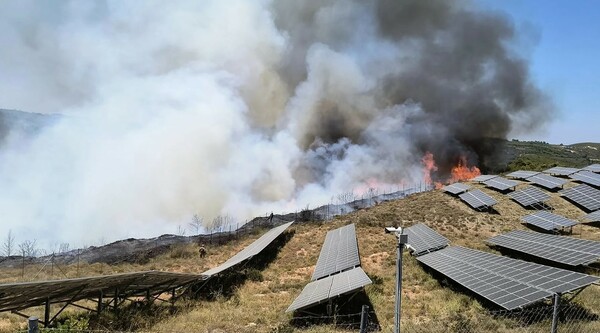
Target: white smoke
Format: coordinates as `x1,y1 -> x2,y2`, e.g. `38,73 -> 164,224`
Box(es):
0,0 -> 546,247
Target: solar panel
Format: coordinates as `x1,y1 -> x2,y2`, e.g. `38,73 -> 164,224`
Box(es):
570,171 -> 600,187
0,271 -> 201,313
544,167 -> 580,176
286,267 -> 372,312
471,175 -> 499,182
506,170 -> 541,180
526,173 -> 568,190
202,222 -> 294,277
584,164 -> 600,173
442,183 -> 471,195
521,211 -> 577,231
483,177 -> 520,191
417,246 -> 599,310
560,184 -> 600,212
458,190 -> 498,210
487,230 -> 600,266
585,210 -> 600,222
404,223 -> 450,256
508,186 -> 551,207
312,224 -> 360,281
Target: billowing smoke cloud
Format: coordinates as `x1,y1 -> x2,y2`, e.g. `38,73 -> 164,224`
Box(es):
0,0 -> 551,247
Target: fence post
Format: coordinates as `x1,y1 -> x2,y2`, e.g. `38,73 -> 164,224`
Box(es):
28,317 -> 39,333
551,293 -> 561,333
360,305 -> 369,333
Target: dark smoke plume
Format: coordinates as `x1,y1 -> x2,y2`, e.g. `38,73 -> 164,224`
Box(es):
273,0 -> 552,175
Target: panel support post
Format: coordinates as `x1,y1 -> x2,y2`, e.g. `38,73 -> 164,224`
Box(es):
44,298 -> 50,327
551,293 -> 561,333
114,288 -> 119,314
359,305 -> 369,333
28,317 -> 39,333
97,291 -> 103,314
394,233 -> 408,333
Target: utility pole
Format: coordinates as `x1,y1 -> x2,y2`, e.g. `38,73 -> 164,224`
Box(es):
385,226 -> 408,333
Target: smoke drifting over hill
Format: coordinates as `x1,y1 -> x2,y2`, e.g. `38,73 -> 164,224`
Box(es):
0,0 -> 551,245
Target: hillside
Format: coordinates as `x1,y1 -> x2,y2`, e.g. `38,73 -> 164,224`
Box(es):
0,109 -> 60,144
1,182 -> 599,332
484,139 -> 600,173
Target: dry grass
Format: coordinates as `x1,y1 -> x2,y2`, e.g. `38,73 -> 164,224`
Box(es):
1,186 -> 599,332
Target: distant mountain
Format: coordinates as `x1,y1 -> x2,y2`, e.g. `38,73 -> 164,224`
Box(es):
0,108 -> 61,143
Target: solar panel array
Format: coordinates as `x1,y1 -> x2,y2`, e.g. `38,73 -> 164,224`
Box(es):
404,223 -> 450,256
560,184 -> 600,212
471,175 -> 499,182
417,246 -> 599,310
289,223 -> 370,313
0,271 -> 202,313
484,177 -> 520,191
570,171 -> 600,187
459,190 -> 498,210
487,230 -> 600,266
585,210 -> 600,222
521,211 -> 577,231
202,222 -> 294,277
312,224 -> 360,281
506,170 -> 541,180
286,267 -> 372,312
544,167 -> 580,176
508,186 -> 551,207
584,164 -> 600,173
526,173 -> 568,190
442,183 -> 471,195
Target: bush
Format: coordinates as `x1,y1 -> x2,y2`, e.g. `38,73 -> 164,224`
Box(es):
246,268 -> 264,282
169,244 -> 195,259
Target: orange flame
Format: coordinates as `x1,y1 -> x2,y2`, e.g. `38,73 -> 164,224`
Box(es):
421,152 -> 481,187
449,156 -> 481,183
422,152 -> 441,188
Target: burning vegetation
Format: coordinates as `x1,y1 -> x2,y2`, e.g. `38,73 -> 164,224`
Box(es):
422,152 -> 481,188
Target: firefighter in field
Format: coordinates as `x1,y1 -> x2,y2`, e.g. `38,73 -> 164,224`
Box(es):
198,243 -> 207,258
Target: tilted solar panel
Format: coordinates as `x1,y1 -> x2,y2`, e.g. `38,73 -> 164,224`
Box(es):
584,164 -> 600,173
521,211 -> 577,231
471,175 -> 499,182
459,190 -> 497,210
487,230 -> 600,266
526,174 -> 568,190
417,246 -> 599,310
585,210 -> 600,222
483,177 -> 520,191
312,224 -> 360,281
286,267 -> 372,312
0,271 -> 202,313
442,183 -> 471,195
544,167 -> 580,176
202,222 -> 294,277
570,171 -> 600,187
508,186 -> 551,207
404,223 -> 450,256
506,170 -> 541,180
560,184 -> 600,212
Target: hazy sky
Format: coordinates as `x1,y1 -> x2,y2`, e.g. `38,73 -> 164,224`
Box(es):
482,0 -> 600,144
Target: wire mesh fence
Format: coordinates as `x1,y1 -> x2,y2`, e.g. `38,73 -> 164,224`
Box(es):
377,304 -> 600,333
13,301 -> 600,333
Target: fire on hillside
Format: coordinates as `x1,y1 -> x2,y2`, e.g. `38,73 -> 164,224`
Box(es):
422,152 -> 481,188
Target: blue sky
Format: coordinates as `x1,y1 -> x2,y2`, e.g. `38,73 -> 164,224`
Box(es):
480,0 -> 600,144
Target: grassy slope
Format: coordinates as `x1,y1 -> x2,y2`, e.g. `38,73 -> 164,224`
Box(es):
504,140 -> 600,171
2,182 -> 600,332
